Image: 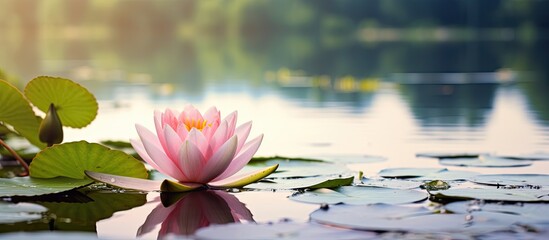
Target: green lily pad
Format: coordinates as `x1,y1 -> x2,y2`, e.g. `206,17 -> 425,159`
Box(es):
416,152 -> 485,159
0,202 -> 47,224
304,154 -> 387,164
431,188 -> 549,203
30,141 -> 148,179
0,177 -> 92,197
290,186 -> 428,205
378,168 -> 446,178
469,174 -> 549,187
445,201 -> 549,223
195,221 -> 377,240
310,204 -> 533,233
415,169 -> 479,181
439,155 -> 532,168
0,80 -> 45,148
497,152 -> 549,161
420,180 -> 451,191
24,76 -> 98,128
249,157 -> 349,178
358,178 -> 421,189
245,175 -> 354,190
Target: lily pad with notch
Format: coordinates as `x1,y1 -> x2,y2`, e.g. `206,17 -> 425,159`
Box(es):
290,186 -> 428,205
469,174 -> 549,187
245,175 -> 354,190
249,157 -> 349,178
431,188 -> 549,203
310,203 -> 536,234
439,155 -> 532,168
378,168 -> 446,179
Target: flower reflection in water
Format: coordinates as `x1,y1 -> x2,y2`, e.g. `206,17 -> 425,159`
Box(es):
138,190 -> 253,238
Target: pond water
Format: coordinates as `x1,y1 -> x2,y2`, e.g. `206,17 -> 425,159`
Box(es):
2,22 -> 549,239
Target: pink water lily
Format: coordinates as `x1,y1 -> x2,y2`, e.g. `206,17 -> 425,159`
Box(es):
130,105 -> 275,189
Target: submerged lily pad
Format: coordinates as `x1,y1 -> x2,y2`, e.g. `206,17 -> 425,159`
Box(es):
0,177 -> 92,197
469,174 -> 549,187
431,188 -> 549,203
245,175 -> 354,190
195,221 -> 377,240
310,204 -> 534,233
24,76 -> 98,128
30,141 -> 148,179
378,168 -> 446,178
439,155 -> 532,168
0,202 -> 47,224
290,186 -> 428,205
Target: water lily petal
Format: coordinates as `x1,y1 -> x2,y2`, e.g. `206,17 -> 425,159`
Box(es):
223,111 -> 238,138
198,136 -> 238,183
234,121 -> 252,153
131,137 -> 186,181
187,128 -> 212,159
210,120 -> 229,152
154,110 -> 167,153
181,105 -> 204,128
163,125 -> 183,160
213,134 -> 263,181
179,140 -> 206,182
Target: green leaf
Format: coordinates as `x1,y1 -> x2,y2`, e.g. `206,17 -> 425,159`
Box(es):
0,177 -> 92,197
469,174 -> 549,187
310,204 -> 529,234
160,179 -> 203,192
431,188 -> 549,203
290,186 -> 428,205
0,202 -> 47,224
249,157 -> 348,178
439,155 -> 532,168
378,167 -> 446,178
245,175 -> 354,190
24,76 -> 98,128
0,80 -> 45,148
29,141 -> 148,179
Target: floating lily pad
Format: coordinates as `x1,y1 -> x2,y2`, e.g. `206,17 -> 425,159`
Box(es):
439,155 -> 532,168
416,152 -> 485,159
24,76 -> 98,128
431,188 -> 549,203
0,80 -> 45,148
497,152 -> 549,161
420,180 -> 451,191
305,154 -> 387,164
0,202 -> 47,224
245,175 -> 354,190
290,186 -> 428,205
30,141 -> 148,179
469,174 -> 549,187
415,169 -> 479,181
195,221 -> 377,240
310,204 -> 533,233
249,157 -> 349,178
445,201 -> 549,223
358,178 -> 421,189
378,168 -> 446,178
0,177 -> 92,197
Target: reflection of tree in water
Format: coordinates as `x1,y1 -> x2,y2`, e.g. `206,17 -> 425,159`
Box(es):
398,84 -> 497,128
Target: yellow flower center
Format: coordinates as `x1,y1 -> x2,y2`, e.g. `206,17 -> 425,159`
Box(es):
183,119 -> 208,131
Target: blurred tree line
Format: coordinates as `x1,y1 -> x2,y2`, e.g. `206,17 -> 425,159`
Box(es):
0,0 -> 547,40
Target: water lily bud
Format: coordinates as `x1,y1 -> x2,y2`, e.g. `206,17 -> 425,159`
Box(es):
39,103 -> 63,146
